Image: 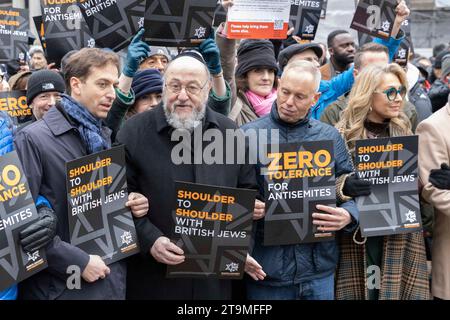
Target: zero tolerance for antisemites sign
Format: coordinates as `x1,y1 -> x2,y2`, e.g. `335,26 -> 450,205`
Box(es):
355,136 -> 422,237
0,151 -> 47,292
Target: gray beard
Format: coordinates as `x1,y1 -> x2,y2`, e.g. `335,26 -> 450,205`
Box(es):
163,103 -> 206,132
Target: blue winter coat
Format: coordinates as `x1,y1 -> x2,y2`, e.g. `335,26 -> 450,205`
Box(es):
241,104 -> 359,286
312,35 -> 404,120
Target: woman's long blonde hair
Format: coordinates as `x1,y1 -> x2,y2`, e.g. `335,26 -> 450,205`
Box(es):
336,63 -> 412,154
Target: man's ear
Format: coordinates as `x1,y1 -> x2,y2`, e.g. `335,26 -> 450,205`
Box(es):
328,46 -> 334,56
70,77 -> 82,96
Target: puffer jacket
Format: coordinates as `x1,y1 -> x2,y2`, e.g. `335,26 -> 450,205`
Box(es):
241,104 -> 359,286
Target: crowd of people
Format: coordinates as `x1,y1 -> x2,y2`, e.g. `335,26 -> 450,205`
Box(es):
1,0 -> 450,300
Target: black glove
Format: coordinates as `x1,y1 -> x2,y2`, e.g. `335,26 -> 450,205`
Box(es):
343,174 -> 372,197
19,206 -> 57,252
429,163 -> 450,190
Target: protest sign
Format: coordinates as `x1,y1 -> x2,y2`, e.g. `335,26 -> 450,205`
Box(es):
0,151 -> 47,292
66,146 -> 139,265
263,141 -> 336,245
355,136 -> 422,237
167,181 -> 256,279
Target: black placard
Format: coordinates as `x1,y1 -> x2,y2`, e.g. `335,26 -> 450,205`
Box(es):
0,91 -> 33,124
0,151 -> 47,292
78,0 -> 145,52
350,0 -> 397,40
289,0 -> 323,40
393,18 -> 413,67
167,181 -> 256,279
263,140 -> 336,246
0,7 -> 29,63
144,0 -> 216,47
66,146 -> 139,265
355,136 -> 422,237
41,0 -> 95,67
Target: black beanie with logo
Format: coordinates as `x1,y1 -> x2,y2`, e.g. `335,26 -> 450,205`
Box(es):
26,70 -> 66,105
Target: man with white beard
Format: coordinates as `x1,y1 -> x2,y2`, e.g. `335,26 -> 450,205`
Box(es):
116,52 -> 265,300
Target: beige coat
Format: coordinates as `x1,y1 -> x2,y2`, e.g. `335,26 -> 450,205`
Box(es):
417,103 -> 450,299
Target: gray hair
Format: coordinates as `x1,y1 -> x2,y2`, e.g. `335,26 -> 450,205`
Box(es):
283,60 -> 322,92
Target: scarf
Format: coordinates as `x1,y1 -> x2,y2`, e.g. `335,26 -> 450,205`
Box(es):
61,94 -> 111,154
245,89 -> 277,117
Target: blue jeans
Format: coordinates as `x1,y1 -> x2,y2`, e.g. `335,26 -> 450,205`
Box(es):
246,274 -> 334,300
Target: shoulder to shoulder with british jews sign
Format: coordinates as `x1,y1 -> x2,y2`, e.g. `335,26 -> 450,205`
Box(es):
167,181 -> 256,279
66,145 -> 139,265
0,151 -> 47,292
355,136 -> 422,237
263,140 -> 336,246
0,7 -> 29,63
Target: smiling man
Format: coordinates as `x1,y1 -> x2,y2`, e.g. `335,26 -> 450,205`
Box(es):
14,48 -> 149,300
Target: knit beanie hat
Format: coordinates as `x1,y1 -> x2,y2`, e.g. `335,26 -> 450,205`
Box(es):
26,70 -> 66,105
235,40 -> 278,77
131,69 -> 163,101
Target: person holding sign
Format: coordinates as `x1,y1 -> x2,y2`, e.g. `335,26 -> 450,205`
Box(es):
278,0 -> 411,120
335,64 -> 429,300
117,53 -> 263,300
417,94 -> 450,300
14,48 -> 149,300
241,61 -> 359,300
0,114 -> 57,300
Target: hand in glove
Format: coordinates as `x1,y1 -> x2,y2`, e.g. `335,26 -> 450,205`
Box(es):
198,30 -> 222,75
123,28 -> 151,78
343,174 -> 372,198
19,205 -> 57,253
429,163 -> 450,190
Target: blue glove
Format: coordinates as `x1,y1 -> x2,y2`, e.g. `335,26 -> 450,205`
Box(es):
198,30 -> 222,75
123,29 -> 151,78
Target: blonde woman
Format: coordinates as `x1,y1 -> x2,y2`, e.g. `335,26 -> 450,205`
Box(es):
335,64 -> 430,300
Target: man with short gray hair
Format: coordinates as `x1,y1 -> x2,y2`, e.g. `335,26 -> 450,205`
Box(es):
241,60 -> 359,300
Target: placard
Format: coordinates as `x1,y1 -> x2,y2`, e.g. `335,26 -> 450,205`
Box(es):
41,0 -> 95,67
350,0 -> 397,40
0,7 -> 29,63
355,136 -> 422,237
263,141 -> 336,246
226,0 -> 290,39
289,0 -> 323,40
144,0 -> 216,47
0,151 -> 47,292
66,146 -> 139,265
78,0 -> 145,52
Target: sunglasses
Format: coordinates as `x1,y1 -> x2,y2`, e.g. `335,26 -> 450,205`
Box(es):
374,86 -> 407,102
